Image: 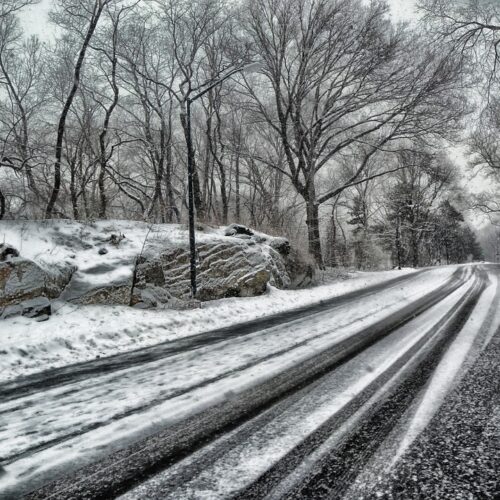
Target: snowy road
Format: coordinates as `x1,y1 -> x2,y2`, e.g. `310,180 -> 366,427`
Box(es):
0,264 -> 498,499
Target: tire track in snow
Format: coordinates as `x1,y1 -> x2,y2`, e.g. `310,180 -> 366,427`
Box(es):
0,271 -> 464,465
272,268 -> 487,500
0,269 -> 429,402
120,271 -> 480,500
15,268 -> 471,499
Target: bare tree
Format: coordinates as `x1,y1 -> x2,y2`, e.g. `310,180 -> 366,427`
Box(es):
0,0 -> 38,19
0,0 -> 485,273
419,0 -> 500,91
420,1 -> 500,219
118,11 -> 181,222
242,0 -> 464,266
377,150 -> 456,267
0,10 -> 45,217
130,0 -> 253,221
45,0 -> 114,218
83,1 -> 140,218
469,96 -> 500,177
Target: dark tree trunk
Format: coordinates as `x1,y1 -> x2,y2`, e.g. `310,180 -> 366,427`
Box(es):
0,54 -> 39,201
165,130 -> 180,222
219,163 -> 228,224
69,158 -> 79,219
235,148 -> 240,222
46,1 -> 107,218
98,20 -> 120,219
0,188 -> 5,219
147,121 -> 166,220
306,199 -> 323,268
97,166 -> 106,218
327,205 -> 338,267
207,113 -> 228,225
411,232 -> 419,268
395,213 -> 402,270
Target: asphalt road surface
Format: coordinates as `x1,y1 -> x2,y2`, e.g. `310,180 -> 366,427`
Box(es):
0,264 -> 498,499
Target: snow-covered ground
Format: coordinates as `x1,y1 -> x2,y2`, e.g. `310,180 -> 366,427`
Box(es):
2,218 -> 492,497
0,265 -> 477,495
0,264 -> 417,383
342,266 -> 500,497
393,269 -> 499,462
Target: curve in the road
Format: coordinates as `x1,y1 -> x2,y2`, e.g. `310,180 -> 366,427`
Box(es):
0,269 -> 465,467
236,267 -> 486,499
19,267 -> 474,499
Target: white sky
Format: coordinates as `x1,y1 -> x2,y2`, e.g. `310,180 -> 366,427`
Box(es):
21,0 -> 52,38
22,0 -> 420,37
387,0 -> 418,21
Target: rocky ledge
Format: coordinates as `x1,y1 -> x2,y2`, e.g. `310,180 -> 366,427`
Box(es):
0,221 -> 314,318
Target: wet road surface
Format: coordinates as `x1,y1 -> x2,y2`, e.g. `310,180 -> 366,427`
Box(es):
0,264 -> 498,499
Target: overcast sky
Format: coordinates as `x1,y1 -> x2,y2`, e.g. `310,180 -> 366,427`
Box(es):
21,0 -> 419,38
388,0 -> 418,21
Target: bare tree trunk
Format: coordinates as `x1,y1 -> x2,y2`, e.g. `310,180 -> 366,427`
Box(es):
305,197 -> 323,268
98,18 -> 120,219
46,0 -> 107,218
164,119 -> 179,222
235,152 -> 241,221
327,204 -> 338,267
411,230 -> 419,267
0,188 -> 5,219
219,162 -> 228,224
147,119 -> 167,220
207,108 -> 228,224
0,53 -> 39,200
203,113 -> 212,215
69,157 -> 79,219
395,213 -> 402,270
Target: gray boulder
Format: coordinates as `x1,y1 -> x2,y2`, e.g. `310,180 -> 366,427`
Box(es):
224,223 -> 254,237
132,239 -> 289,305
0,224 -> 314,312
268,237 -> 291,256
21,297 -> 51,318
60,262 -> 134,306
0,258 -> 73,309
283,248 -> 315,288
70,281 -> 133,306
1,297 -> 52,320
1,304 -> 23,319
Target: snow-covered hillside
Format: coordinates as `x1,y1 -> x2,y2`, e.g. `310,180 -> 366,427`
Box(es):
0,219 -> 317,309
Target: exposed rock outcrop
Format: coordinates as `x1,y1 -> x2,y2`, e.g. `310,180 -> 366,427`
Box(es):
130,228 -> 314,307
283,248 -> 315,288
0,221 -> 315,312
20,297 -> 51,320
0,257 -> 74,309
224,223 -> 254,237
132,238 -> 290,306
1,297 -> 51,321
59,261 -> 133,306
